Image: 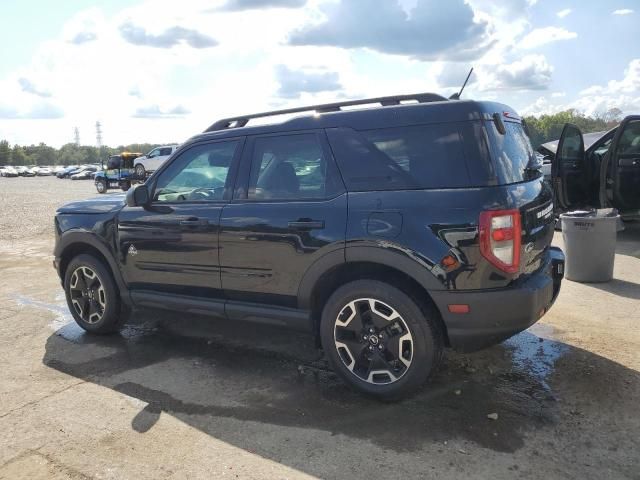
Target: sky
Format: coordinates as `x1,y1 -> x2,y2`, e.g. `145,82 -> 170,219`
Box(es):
0,0 -> 639,147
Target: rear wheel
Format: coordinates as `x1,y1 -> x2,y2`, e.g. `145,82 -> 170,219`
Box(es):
320,280 -> 442,400
134,164 -> 145,179
121,180 -> 131,192
64,254 -> 122,334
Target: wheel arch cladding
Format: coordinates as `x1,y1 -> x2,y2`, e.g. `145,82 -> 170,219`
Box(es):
58,240 -> 129,305
305,261 -> 450,347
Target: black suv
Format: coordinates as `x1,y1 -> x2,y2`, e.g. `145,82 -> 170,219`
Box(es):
54,93 -> 565,399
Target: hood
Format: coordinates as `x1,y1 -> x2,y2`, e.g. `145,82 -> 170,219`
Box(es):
539,131 -> 607,155
57,194 -> 126,214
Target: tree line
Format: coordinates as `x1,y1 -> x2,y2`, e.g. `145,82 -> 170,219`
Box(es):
0,142 -> 164,167
0,108 -> 625,166
523,108 -> 623,149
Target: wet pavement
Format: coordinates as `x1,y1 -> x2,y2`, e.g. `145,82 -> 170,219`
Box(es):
1,178 -> 639,479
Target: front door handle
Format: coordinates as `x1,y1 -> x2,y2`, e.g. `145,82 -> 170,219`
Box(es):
288,220 -> 325,230
180,217 -> 209,226
619,157 -> 640,167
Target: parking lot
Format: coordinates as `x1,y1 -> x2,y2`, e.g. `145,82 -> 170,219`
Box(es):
0,176 -> 639,479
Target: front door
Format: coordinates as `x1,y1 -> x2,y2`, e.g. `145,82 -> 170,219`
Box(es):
607,116 -> 640,212
117,138 -> 243,297
219,131 -> 347,308
553,123 -> 589,210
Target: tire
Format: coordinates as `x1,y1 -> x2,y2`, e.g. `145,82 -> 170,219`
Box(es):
95,179 -> 107,194
134,164 -> 145,180
121,180 -> 131,192
320,280 -> 442,400
63,254 -> 122,334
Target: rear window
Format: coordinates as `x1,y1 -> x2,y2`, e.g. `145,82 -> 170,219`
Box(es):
485,120 -> 537,184
326,124 -> 471,191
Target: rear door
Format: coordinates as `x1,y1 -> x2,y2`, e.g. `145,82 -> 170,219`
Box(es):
553,123 -> 589,210
219,131 -> 347,308
607,116 -> 640,211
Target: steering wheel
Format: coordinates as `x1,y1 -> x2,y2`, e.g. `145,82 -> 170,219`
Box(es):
188,187 -> 224,201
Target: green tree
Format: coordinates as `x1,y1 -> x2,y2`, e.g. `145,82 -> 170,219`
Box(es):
29,142 -> 57,166
0,140 -> 10,165
10,145 -> 28,166
524,109 -> 619,149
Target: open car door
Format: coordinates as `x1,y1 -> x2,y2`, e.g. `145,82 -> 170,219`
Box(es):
604,116 -> 640,212
553,123 -> 588,210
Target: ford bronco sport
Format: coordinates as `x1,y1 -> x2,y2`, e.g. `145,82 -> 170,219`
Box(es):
54,93 -> 565,399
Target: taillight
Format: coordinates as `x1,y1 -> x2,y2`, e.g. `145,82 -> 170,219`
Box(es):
479,209 -> 521,273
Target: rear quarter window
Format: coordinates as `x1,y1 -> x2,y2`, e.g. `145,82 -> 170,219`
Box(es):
485,120 -> 537,185
326,124 -> 472,191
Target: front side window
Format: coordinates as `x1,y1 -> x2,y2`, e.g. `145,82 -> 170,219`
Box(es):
248,134 -> 341,200
153,141 -> 239,202
148,149 -> 160,158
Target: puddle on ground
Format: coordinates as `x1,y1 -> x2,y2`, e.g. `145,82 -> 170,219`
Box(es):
503,322 -> 569,390
14,294 -> 154,343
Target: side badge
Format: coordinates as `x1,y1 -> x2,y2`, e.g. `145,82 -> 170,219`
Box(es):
128,244 -> 138,256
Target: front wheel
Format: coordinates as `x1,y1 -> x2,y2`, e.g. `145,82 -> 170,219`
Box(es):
320,280 -> 442,400
64,254 -> 122,334
95,179 -> 107,194
121,180 -> 131,192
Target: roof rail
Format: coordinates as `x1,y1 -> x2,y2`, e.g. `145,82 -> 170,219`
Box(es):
204,92 -> 448,132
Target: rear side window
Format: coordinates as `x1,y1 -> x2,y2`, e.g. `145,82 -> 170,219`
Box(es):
247,134 -> 343,200
485,120 -> 537,184
326,124 -> 471,191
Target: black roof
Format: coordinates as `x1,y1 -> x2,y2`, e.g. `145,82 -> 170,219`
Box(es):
187,96 -> 519,145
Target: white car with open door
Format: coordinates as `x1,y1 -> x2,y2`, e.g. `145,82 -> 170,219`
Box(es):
133,145 -> 178,179
553,116 -> 640,220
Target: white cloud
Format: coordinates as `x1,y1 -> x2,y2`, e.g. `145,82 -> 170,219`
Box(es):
612,9 -> 634,15
288,0 -> 495,61
520,26 -> 577,49
469,55 -> 553,92
556,8 -> 571,18
523,59 -> 640,116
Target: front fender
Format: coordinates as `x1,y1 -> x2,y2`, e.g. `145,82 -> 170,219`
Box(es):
54,229 -> 130,305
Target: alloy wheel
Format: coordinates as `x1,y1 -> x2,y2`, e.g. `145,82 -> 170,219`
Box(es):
334,298 -> 414,385
69,266 -> 107,324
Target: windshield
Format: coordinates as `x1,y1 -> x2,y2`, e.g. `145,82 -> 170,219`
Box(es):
485,120 -> 538,184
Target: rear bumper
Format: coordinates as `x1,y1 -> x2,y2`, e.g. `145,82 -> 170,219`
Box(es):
431,247 -> 565,352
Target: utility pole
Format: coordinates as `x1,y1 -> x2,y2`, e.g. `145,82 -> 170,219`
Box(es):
74,127 -> 80,146
95,121 -> 103,149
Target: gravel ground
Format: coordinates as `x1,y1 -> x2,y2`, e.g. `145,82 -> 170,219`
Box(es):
0,176 -> 101,242
0,176 -> 639,479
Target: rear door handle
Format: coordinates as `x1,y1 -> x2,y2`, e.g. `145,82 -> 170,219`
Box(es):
288,220 -> 325,230
179,217 -> 209,226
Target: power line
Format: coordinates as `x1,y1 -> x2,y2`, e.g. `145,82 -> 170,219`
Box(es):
95,121 -> 102,148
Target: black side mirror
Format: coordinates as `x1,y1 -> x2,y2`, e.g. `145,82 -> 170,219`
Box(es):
126,184 -> 150,207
